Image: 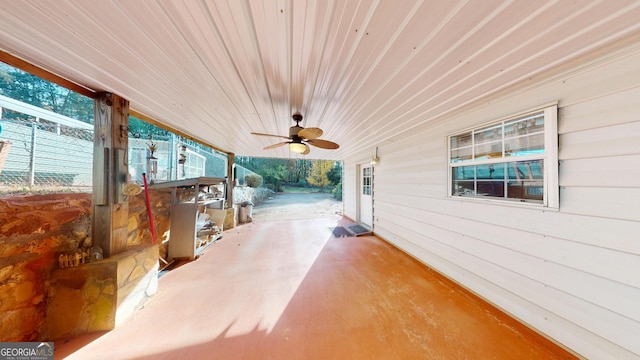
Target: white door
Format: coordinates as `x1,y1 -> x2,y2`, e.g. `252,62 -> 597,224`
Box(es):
359,164 -> 373,227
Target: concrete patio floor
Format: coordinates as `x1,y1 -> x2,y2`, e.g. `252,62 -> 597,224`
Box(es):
54,193 -> 576,359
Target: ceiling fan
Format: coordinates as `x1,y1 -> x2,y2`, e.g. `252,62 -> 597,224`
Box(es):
251,113 -> 339,155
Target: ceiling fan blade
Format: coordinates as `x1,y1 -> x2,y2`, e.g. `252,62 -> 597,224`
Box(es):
302,144 -> 311,155
298,127 -> 323,140
264,142 -> 289,150
251,132 -> 290,140
306,138 -> 339,149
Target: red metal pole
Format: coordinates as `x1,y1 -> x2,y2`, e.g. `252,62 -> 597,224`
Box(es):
142,173 -> 157,244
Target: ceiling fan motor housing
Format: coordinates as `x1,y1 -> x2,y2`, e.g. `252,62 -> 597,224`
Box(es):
290,113 -> 304,137
290,125 -> 304,137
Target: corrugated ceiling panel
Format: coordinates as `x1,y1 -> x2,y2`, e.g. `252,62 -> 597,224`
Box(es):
0,0 -> 639,158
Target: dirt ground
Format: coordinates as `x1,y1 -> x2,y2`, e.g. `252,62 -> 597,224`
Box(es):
249,192 -> 343,222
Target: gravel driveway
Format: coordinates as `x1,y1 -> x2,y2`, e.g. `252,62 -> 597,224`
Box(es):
250,192 -> 343,222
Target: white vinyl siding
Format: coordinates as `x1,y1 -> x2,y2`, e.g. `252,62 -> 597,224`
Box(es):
343,46 -> 640,359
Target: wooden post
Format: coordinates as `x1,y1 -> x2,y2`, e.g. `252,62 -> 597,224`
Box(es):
227,152 -> 235,207
92,92 -> 130,258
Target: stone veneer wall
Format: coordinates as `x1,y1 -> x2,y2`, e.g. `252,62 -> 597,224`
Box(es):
44,244 -> 158,339
0,184 -> 259,341
234,186 -> 274,204
0,191 -> 168,341
0,193 -> 93,341
127,189 -> 173,259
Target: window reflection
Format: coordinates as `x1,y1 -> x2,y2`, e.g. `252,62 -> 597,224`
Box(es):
451,160 -> 543,203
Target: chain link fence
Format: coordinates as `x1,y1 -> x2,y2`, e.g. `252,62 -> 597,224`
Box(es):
0,94 -> 94,193
128,134 -> 229,185
0,118 -> 93,188
0,95 -> 236,195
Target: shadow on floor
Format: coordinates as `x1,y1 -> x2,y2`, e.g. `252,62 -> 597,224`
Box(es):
56,216 -> 575,360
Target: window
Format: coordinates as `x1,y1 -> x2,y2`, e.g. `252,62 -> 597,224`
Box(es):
448,104 -> 558,208
362,166 -> 372,195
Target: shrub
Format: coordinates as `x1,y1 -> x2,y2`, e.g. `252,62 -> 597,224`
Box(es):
245,174 -> 263,188
332,182 -> 342,201
272,181 -> 283,192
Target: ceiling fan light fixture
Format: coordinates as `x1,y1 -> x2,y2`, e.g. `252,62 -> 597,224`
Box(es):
289,142 -> 307,154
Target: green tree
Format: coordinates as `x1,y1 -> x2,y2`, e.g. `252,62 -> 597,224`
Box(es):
128,116 -> 171,138
237,157 -> 337,192
0,63 -> 94,123
286,158 -> 312,184
262,163 -> 287,192
326,161 -> 342,185
326,161 -> 343,200
307,160 -> 334,192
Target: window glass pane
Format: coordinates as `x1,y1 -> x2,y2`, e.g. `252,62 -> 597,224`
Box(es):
452,165 -> 475,180
507,180 -> 543,202
451,146 -> 473,162
450,133 -> 472,149
474,124 -> 502,144
504,113 -> 544,138
474,140 -> 502,160
505,133 -> 544,156
362,166 -> 371,195
506,160 -> 543,203
477,181 -> 505,198
507,160 -> 543,180
452,180 -> 475,196
476,163 -> 504,179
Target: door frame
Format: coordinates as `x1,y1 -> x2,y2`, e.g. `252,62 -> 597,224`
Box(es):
357,162 -> 373,227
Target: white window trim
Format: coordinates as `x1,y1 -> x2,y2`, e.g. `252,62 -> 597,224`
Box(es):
447,103 -> 558,209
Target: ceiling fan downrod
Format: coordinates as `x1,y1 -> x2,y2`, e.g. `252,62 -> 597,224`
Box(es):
292,113 -> 303,125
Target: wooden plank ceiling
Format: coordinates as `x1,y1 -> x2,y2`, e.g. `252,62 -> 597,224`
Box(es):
0,0 -> 639,159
